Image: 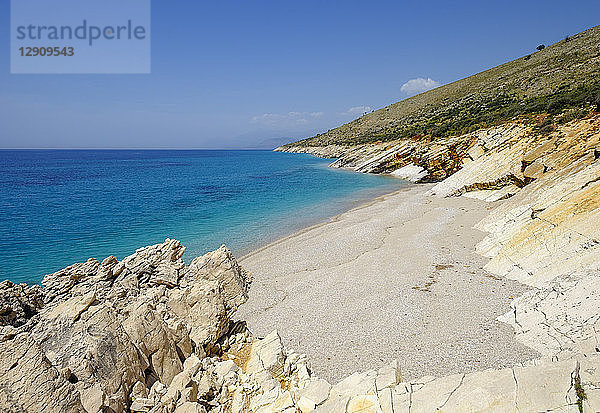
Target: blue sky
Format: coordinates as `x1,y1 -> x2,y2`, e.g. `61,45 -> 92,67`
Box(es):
1,0 -> 599,149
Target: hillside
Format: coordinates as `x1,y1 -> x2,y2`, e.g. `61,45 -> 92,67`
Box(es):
282,25 -> 600,148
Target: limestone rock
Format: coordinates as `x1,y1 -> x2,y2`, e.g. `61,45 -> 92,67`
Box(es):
298,378 -> 331,407
0,280 -> 44,327
246,330 -> 286,379
173,401 -> 207,413
498,268 -> 600,358
330,370 -> 377,399
391,356 -> 600,412
375,359 -> 402,391
214,360 -> 239,384
131,380 -> 148,399
523,140 -> 556,164
314,395 -> 351,413
32,301 -> 147,413
0,240 -> 252,413
297,396 -> 317,412
347,394 -> 380,413
467,144 -> 485,160
185,245 -> 252,311
523,159 -> 545,179
0,332 -> 85,412
389,163 -> 429,182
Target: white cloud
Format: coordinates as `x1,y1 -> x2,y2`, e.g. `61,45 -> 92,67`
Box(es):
400,77 -> 440,96
251,111 -> 324,127
345,106 -> 372,116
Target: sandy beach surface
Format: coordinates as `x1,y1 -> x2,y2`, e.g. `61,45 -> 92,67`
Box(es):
236,184 -> 539,383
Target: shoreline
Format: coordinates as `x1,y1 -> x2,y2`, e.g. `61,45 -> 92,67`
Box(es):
239,182 -> 412,262
236,183 -> 539,383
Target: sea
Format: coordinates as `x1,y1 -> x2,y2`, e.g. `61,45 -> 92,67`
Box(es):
0,150 -> 405,284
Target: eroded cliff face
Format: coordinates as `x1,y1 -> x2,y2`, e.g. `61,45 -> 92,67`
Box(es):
275,123 -> 536,182
276,133 -> 471,181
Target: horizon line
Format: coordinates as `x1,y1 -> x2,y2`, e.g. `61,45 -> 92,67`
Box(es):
0,147 -> 281,151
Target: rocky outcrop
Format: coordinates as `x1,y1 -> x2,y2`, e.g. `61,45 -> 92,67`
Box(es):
275,123 -> 532,182
0,240 -> 252,413
0,280 -> 44,327
275,132 -> 474,181
154,329 -> 598,413
0,239 -> 406,413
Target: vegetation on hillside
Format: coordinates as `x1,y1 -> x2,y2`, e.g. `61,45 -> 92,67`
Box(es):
285,26 -> 600,147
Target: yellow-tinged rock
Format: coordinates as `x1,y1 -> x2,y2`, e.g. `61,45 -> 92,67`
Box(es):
523,160 -> 545,179
523,139 -> 555,163
468,144 -> 485,160
297,396 -> 316,413
346,394 -> 379,413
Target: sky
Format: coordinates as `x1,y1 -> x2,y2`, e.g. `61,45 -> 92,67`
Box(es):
1,0 -> 599,149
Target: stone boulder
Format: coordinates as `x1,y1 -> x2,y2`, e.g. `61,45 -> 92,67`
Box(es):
0,280 -> 44,327
389,163 -> 429,182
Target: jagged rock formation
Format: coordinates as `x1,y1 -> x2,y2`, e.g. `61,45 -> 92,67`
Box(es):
0,240 -> 253,413
0,240 -> 405,413
0,280 -> 44,327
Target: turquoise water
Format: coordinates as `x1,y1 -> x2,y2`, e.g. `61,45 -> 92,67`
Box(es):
0,150 -> 405,284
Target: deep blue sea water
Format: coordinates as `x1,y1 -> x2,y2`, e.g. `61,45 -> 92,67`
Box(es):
0,150 -> 405,285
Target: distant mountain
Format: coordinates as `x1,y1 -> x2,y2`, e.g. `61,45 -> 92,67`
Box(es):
250,136 -> 297,150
